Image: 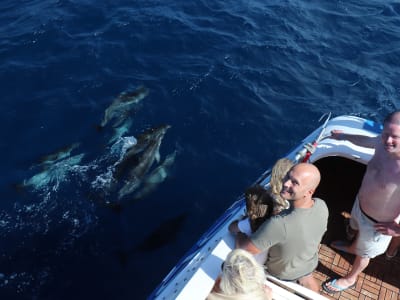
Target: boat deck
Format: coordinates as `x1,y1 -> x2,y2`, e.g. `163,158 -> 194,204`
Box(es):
316,244 -> 400,299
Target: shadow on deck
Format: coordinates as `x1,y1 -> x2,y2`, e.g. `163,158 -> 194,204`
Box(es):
313,157 -> 400,299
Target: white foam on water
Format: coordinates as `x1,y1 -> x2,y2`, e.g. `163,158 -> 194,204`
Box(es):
23,153 -> 86,194
91,135 -> 137,192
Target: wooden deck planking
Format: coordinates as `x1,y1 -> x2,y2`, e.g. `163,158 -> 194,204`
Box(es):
315,244 -> 400,300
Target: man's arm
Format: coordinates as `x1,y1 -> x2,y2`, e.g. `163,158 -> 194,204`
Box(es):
235,232 -> 262,254
228,220 -> 240,234
330,129 -> 379,149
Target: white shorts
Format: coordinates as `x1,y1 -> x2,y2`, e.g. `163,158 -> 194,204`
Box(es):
349,196 -> 392,258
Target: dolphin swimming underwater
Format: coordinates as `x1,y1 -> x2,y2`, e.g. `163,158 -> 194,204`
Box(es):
35,142 -> 80,169
117,139 -> 162,199
99,85 -> 149,129
115,125 -> 171,199
113,125 -> 171,180
117,123 -> 171,157
115,213 -> 187,265
133,150 -> 177,200
135,213 -> 187,252
107,118 -> 133,145
21,153 -> 85,192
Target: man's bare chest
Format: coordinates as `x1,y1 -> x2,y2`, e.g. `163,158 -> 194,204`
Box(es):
365,161 -> 400,194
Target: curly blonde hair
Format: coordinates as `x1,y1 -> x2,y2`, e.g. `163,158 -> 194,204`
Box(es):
219,249 -> 270,299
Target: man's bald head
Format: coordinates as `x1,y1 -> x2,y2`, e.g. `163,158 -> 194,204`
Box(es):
291,163 -> 321,192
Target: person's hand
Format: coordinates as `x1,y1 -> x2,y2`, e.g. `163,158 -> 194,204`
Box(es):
263,283 -> 273,299
374,222 -> 400,237
329,129 -> 344,140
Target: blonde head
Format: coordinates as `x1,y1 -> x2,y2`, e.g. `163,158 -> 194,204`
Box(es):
269,158 -> 294,211
219,249 -> 267,295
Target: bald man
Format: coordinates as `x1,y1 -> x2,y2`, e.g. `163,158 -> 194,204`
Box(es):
236,163 -> 328,292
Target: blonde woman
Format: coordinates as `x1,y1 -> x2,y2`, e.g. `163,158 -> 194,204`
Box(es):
229,158 -> 294,236
269,158 -> 294,214
207,249 -> 272,300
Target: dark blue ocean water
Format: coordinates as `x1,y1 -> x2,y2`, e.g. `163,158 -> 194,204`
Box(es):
1,0 -> 400,299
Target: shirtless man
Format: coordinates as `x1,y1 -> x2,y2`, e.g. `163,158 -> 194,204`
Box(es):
236,163 -> 328,293
323,111 -> 400,293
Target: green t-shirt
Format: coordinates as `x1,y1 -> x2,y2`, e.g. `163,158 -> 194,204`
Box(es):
250,198 -> 328,281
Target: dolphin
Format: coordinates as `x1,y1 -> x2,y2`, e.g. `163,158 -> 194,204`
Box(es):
118,125 -> 170,199
21,153 -> 85,191
135,213 -> 187,252
115,213 -> 187,265
35,142 -> 80,169
113,125 -> 171,180
116,125 -> 168,158
99,85 -> 149,129
132,150 -> 177,199
117,140 -> 162,199
107,118 -> 133,145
